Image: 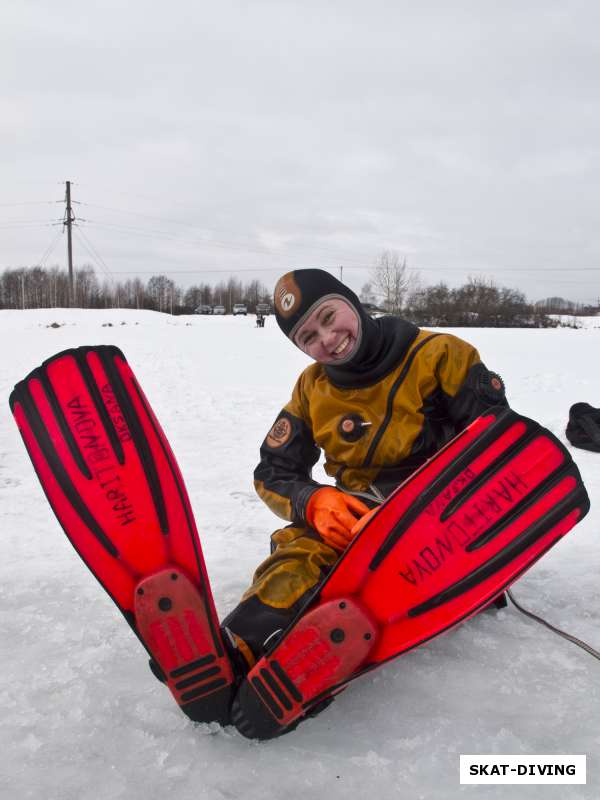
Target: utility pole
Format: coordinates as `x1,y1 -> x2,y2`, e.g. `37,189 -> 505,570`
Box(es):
64,181 -> 75,305
339,265 -> 343,282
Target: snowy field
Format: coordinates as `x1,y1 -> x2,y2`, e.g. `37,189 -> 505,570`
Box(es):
1,309 -> 598,800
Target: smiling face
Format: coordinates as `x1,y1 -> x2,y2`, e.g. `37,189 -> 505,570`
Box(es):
293,298 -> 361,364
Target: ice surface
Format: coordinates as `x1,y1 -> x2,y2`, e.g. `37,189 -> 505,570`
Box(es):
0,309 -> 598,799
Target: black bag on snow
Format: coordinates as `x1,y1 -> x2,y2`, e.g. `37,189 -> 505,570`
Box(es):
566,402 -> 600,452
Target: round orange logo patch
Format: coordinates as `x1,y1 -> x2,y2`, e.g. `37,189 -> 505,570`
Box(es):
274,273 -> 301,319
266,417 -> 292,448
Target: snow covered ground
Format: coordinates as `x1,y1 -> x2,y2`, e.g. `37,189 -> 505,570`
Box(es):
1,309 -> 598,800
549,315 -> 600,330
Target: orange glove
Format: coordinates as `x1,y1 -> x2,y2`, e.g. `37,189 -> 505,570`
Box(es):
306,487 -> 370,552
350,506 -> 379,537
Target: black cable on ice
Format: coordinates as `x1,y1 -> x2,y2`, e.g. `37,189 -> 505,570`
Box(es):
507,589 -> 600,662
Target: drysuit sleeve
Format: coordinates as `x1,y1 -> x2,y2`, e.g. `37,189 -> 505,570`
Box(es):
433,335 -> 508,431
253,374 -> 323,523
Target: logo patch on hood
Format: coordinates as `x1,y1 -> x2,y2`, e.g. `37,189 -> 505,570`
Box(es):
274,273 -> 301,319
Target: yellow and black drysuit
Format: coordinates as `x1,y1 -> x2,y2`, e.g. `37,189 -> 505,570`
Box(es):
222,320 -> 507,661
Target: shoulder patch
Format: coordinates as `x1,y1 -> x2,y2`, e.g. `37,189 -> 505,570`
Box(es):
266,417 -> 292,448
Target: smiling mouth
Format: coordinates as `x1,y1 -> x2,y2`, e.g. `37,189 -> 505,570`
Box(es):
332,335 -> 352,356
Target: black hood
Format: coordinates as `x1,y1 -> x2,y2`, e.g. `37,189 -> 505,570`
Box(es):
273,269 -> 419,388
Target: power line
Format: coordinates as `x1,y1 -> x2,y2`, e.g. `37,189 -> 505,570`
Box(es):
73,229 -> 105,278
74,232 -> 113,283
72,265 -> 296,275
75,196 -> 600,279
77,200 -> 375,261
77,200 -> 200,227
81,218 -> 371,263
35,228 -> 64,268
79,222 -> 372,269
77,227 -> 112,279
0,217 -> 61,223
73,226 -> 113,282
0,221 -> 59,229
4,187 -> 600,292
84,220 -> 181,241
73,185 -> 224,213
0,200 -> 62,207
56,261 -> 600,279
4,252 -> 600,284
79,215 -> 600,275
84,217 -> 600,274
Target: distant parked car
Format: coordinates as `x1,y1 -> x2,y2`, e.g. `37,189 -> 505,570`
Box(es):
232,303 -> 248,316
194,304 -> 213,315
212,305 -> 226,315
256,303 -> 271,315
361,302 -> 385,318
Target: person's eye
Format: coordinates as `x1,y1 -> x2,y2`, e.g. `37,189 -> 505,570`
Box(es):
302,333 -> 315,346
323,310 -> 334,324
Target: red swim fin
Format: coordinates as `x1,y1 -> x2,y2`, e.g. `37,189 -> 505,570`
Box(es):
232,408 -> 590,739
10,345 -> 234,724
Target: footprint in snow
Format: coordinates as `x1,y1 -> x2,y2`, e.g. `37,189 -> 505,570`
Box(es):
0,477 -> 21,489
229,491 -> 259,506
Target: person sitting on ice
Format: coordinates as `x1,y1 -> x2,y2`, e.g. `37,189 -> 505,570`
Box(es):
222,268 -> 508,670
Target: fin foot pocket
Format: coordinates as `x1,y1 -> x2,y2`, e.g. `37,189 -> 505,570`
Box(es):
232,597 -> 377,739
135,568 -> 235,724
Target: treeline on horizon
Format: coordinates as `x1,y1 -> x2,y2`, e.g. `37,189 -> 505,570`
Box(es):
0,264 -> 595,328
0,265 -> 272,315
402,281 -> 556,328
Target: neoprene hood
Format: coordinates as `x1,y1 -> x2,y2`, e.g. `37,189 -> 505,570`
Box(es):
273,268 -> 419,386
273,269 -> 363,340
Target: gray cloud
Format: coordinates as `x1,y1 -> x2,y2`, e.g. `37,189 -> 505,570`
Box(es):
3,0 -> 600,302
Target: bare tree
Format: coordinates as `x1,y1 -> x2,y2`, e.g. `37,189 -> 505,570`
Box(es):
147,274 -> 175,312
75,266 -> 99,308
370,250 -> 411,314
359,282 -> 377,306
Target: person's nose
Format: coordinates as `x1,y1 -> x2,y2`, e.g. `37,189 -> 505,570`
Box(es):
321,327 -> 337,350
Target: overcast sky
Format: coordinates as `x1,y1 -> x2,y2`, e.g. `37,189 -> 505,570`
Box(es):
3,1 -> 600,303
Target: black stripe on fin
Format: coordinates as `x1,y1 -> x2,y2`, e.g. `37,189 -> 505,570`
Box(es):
36,364 -> 93,479
439,422 -> 542,523
74,347 -> 126,466
369,408 -> 521,570
465,462 -> 577,552
128,376 -> 224,657
96,348 -> 169,534
407,483 -> 589,617
170,655 -> 216,678
180,678 -> 228,702
12,379 -> 118,557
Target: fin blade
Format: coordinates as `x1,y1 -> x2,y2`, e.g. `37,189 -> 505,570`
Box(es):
349,422 -> 589,663
232,408 -> 590,738
10,346 -> 233,720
